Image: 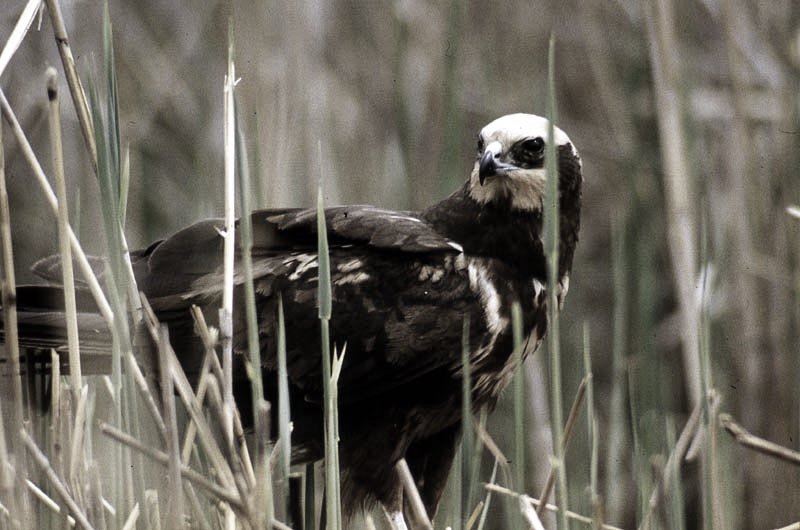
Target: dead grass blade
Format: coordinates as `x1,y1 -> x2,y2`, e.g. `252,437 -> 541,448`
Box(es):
719,413 -> 800,466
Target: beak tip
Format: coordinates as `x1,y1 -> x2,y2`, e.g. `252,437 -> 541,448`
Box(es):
478,151 -> 496,185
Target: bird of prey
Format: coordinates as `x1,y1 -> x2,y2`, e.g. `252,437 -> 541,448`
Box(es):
7,113 -> 582,528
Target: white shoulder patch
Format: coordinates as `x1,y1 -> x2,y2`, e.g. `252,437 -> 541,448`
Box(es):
447,241 -> 464,253
467,260 -> 508,335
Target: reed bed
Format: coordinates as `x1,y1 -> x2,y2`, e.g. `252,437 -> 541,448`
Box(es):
1,1 -> 799,529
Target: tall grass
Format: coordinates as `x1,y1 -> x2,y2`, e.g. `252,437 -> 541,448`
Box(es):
2,1 -> 800,529
47,68 -> 82,407
317,175 -> 344,530
1,12 -> 596,526
543,33 -> 569,530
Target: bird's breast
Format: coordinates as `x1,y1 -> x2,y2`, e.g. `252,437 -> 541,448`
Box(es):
456,256 -> 548,402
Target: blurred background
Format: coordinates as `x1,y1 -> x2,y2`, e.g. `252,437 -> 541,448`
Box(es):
2,0 -> 800,528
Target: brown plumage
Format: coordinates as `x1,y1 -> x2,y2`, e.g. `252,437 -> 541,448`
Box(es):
4,113 -> 582,528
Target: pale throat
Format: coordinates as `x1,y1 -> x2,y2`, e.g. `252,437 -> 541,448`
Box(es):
467,167 -> 547,211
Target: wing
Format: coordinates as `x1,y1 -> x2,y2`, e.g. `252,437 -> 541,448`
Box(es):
138,205 -> 462,298
253,248 -> 487,404
262,206 -> 463,253
137,206 -> 478,403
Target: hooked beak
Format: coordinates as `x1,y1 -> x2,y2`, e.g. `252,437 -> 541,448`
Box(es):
478,141 -> 515,185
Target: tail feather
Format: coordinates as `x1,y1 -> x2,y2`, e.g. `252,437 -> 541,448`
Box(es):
1,285 -> 113,356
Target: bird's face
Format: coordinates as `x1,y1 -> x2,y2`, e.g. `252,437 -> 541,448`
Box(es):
468,113 -> 579,211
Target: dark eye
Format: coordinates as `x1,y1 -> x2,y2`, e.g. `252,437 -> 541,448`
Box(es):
476,135 -> 485,155
512,137 -> 545,168
522,137 -> 545,155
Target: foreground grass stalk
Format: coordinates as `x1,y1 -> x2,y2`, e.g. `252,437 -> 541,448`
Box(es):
395,459 -> 433,530
537,378 -> 587,519
44,0 -> 98,167
0,97 -> 24,437
0,109 -> 29,528
664,418 -> 686,530
25,476 -> 75,527
232,91 -> 277,525
234,94 -> 265,427
698,212 -> 722,529
221,25 -> 237,451
21,430 -> 93,530
605,214 -> 629,522
544,33 -> 568,530
510,302 -> 525,530
719,414 -> 800,465
639,400 -> 702,530
0,392 -> 22,530
187,308 -> 256,495
317,180 -> 343,530
474,459 -> 499,530
158,324 -> 185,529
254,400 -> 274,529
486,484 -> 626,530
47,68 -> 83,406
92,10 -> 139,520
277,295 -> 292,508
511,302 -> 524,490
583,323 -> 603,530
0,88 -> 113,325
644,0 -> 700,408
0,0 -> 40,77
461,314 -> 473,519
99,422 -> 243,510
305,463 -> 316,530
141,299 -> 238,494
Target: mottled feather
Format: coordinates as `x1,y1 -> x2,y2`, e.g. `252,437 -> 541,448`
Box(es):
3,114 -> 583,527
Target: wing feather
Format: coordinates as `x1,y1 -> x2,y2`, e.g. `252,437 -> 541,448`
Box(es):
131,206 -> 478,404
261,206 -> 460,252
253,248 -> 484,405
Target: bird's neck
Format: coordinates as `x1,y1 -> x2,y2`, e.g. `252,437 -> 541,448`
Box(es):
422,179 -> 579,283
422,183 -> 547,280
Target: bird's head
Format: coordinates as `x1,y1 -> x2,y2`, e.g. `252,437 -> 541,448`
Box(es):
468,113 -> 581,211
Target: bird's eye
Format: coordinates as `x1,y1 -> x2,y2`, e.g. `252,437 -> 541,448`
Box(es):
476,135 -> 485,155
512,137 -> 546,168
522,137 -> 545,155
